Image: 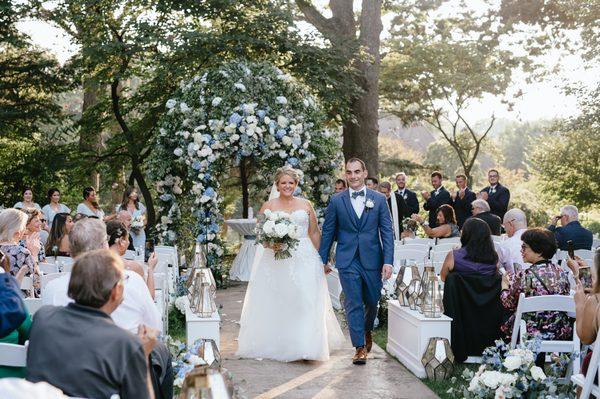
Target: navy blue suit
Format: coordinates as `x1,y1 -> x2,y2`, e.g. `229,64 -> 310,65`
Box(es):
548,221 -> 593,250
480,183 -> 510,221
452,188 -> 477,228
0,273 -> 27,338
423,186 -> 452,228
397,188 -> 419,218
319,189 -> 394,347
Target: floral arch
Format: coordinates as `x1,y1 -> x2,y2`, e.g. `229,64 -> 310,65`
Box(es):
149,61 -> 342,279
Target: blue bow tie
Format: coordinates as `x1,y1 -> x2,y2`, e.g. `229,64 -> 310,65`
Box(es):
351,191 -> 365,199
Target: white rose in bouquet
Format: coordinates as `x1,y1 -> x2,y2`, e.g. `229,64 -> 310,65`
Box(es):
263,220 -> 276,235
530,366 -> 546,381
503,355 -> 522,371
274,223 -> 289,238
263,209 -> 272,219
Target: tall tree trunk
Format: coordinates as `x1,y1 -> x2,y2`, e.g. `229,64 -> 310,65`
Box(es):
296,0 -> 383,175
79,77 -> 102,189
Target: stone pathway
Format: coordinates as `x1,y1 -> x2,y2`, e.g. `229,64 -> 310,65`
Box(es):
217,283 -> 439,399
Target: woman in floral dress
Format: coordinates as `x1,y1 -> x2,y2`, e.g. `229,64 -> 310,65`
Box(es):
500,228 -> 572,343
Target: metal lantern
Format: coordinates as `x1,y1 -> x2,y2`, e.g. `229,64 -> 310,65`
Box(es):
421,337 -> 455,381
395,265 -> 420,306
418,266 -> 435,313
195,338 -> 221,370
407,279 -> 422,311
181,366 -> 234,399
421,275 -> 444,318
188,275 -> 217,317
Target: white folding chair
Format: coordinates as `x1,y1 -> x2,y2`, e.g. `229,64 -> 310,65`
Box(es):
433,242 -> 459,252
431,248 -> 454,264
41,272 -> 64,291
575,249 -> 595,260
436,237 -> 461,245
155,245 -> 178,267
0,342 -> 28,367
571,340 -> 600,399
46,256 -> 73,265
24,298 -> 43,315
393,248 -> 429,273
38,262 -> 58,274
593,238 -> 600,251
20,276 -> 34,298
402,237 -> 434,247
510,293 -> 580,380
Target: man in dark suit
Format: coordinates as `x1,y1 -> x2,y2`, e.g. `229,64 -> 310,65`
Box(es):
478,169 -> 510,220
422,171 -> 452,228
470,199 -> 502,235
379,181 -> 407,239
547,205 -> 593,250
395,172 -> 419,218
452,174 -> 477,229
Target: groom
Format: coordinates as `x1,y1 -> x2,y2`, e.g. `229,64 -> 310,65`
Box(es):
320,158 -> 394,365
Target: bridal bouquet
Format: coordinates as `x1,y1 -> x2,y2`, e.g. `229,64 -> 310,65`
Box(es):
131,215 -> 144,232
256,209 -> 301,260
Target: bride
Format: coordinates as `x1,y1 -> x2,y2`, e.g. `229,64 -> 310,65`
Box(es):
236,165 -> 345,362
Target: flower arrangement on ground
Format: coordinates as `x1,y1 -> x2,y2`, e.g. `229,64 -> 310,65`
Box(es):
255,209 -> 301,260
449,338 -> 575,398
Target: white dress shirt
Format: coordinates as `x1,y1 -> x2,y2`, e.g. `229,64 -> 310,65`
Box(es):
348,186 -> 367,219
497,228 -> 527,273
42,269 -> 162,334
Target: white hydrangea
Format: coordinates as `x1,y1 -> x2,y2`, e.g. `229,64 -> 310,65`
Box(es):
282,136 -> 293,146
530,366 -> 546,381
166,99 -> 176,109
479,371 -> 517,390
277,115 -> 289,128
173,148 -> 183,157
234,82 -> 246,92
180,102 -> 190,113
276,96 -> 288,105
211,97 -> 222,106
503,355 -> 521,371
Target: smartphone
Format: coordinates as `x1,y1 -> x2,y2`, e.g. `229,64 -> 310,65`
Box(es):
579,267 -> 592,291
145,239 -> 155,262
567,240 -> 575,259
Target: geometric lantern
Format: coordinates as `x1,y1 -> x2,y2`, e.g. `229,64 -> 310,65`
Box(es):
188,274 -> 217,317
180,366 -> 234,399
421,337 -> 455,380
407,278 -> 422,311
200,267 -> 217,299
420,275 -> 444,318
194,338 -> 222,370
395,265 -> 420,306
418,265 -> 435,314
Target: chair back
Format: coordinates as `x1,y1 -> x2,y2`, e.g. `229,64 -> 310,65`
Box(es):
593,238 -> 599,250
41,273 -> 64,291
20,276 -> 34,298
402,237 -> 434,247
571,338 -> 600,399
436,237 -> 461,245
393,248 -> 429,272
431,247 -> 454,264
155,245 -> 178,267
39,262 -> 58,274
46,256 -> 73,265
575,249 -> 594,260
24,298 -> 43,315
0,342 -> 28,367
433,242 -> 459,252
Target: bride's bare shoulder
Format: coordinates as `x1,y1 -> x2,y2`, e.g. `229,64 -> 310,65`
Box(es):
259,199 -> 276,213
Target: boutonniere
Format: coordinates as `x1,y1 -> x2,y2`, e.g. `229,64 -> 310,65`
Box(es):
365,199 -> 375,209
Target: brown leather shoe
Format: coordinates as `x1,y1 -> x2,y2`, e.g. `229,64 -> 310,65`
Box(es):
352,347 -> 367,365
366,331 -> 373,353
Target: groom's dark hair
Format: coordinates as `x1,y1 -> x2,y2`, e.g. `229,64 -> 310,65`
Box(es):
346,158 -> 366,171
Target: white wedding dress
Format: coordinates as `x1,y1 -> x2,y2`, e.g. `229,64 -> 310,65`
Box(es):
237,209 -> 345,362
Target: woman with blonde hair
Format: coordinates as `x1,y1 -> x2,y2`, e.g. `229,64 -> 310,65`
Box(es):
19,208 -> 46,262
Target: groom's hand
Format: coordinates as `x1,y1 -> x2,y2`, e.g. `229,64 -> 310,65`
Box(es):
323,264 -> 333,275
382,264 -> 393,280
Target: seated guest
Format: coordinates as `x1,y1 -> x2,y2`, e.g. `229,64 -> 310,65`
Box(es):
366,176 -> 378,190
548,205 -> 593,250
497,208 -> 528,273
478,169 -> 510,220
470,199 -> 502,235
451,174 -> 476,229
500,228 -> 571,343
13,187 -> 41,211
334,179 -> 347,193
42,188 -> 71,230
19,209 -> 46,262
38,216 -> 49,248
422,171 -> 452,228
107,220 -> 157,298
573,249 -> 600,383
379,181 -> 406,240
45,213 -> 73,257
411,204 -> 459,239
441,218 -> 498,281
0,209 -> 40,294
27,249 -> 156,399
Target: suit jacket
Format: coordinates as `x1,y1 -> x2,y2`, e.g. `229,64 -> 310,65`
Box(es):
423,186 -> 452,228
0,273 -> 27,338
319,189 -> 394,270
472,212 -> 502,235
387,192 -> 407,236
547,221 -> 593,250
452,187 -> 477,228
396,188 -> 419,218
480,183 -> 510,220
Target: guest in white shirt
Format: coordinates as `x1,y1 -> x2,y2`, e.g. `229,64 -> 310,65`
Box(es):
497,208 -> 528,273
13,187 -> 41,211
42,218 -> 161,333
42,188 -> 71,230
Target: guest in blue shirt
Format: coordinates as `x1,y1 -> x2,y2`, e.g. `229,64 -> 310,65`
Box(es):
548,205 -> 593,250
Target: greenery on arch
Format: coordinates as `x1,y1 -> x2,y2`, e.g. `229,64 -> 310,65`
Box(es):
149,60 -> 342,279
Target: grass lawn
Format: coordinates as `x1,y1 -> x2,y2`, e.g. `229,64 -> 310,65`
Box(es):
372,326 -> 476,399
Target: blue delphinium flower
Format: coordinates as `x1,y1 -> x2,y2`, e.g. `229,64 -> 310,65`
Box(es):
288,157 -> 299,166
276,129 -> 286,139
257,110 -> 266,119
205,187 -> 216,197
192,161 -> 202,170
160,193 -> 173,201
229,112 -> 243,125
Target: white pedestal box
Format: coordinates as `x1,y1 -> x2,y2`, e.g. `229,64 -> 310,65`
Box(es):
386,300 -> 452,378
185,304 -> 221,348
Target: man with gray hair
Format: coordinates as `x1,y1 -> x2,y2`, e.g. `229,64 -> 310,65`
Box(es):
470,199 -> 502,235
497,209 -> 528,272
548,205 -> 593,250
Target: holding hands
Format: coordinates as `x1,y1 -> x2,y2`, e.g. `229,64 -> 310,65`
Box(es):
25,232 -> 41,259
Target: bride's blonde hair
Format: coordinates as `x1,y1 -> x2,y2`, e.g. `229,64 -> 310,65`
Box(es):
274,165 -> 302,184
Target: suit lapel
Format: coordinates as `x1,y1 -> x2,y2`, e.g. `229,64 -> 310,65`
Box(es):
342,190 -> 359,230
359,191 -> 373,230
